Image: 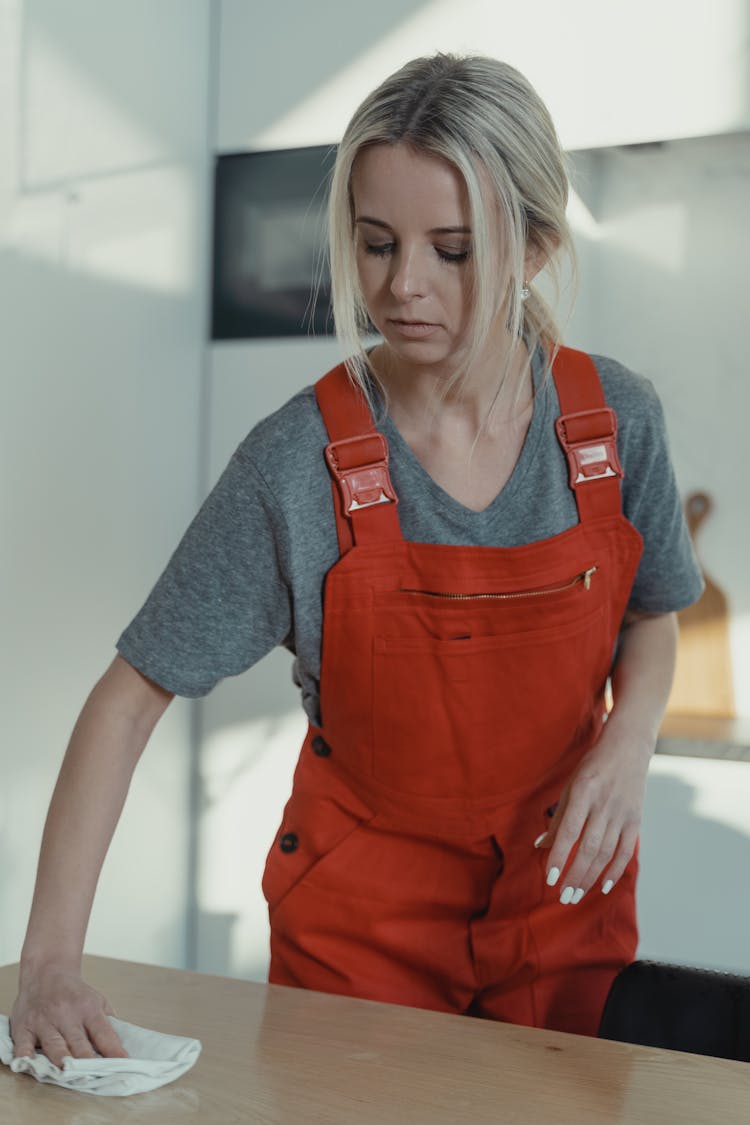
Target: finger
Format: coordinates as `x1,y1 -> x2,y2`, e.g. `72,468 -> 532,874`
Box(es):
59,1026 -> 98,1060
10,1025 -> 38,1060
600,822 -> 639,894
37,1027 -> 73,1070
555,818 -> 606,902
86,1011 -> 128,1058
544,792 -> 590,888
561,823 -> 620,903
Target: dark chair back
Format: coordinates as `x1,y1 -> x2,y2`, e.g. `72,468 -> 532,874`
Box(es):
598,960 -> 750,1062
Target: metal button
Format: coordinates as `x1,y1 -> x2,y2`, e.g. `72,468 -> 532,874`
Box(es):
279,832 -> 299,853
311,735 -> 331,757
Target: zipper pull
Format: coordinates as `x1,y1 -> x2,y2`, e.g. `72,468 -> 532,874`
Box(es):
583,566 -> 597,590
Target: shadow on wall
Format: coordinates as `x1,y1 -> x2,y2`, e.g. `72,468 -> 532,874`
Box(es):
2,178 -> 205,970
217,0 -> 435,149
2,242 -> 202,669
19,0 -> 207,188
638,764 -> 750,974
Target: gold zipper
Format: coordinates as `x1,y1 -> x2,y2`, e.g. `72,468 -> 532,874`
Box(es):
400,566 -> 597,601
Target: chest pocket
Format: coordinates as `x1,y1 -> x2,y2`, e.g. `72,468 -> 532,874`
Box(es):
370,565 -> 609,801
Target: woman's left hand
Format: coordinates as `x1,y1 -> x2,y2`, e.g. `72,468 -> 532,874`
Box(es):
534,724 -> 653,904
534,610 -> 676,904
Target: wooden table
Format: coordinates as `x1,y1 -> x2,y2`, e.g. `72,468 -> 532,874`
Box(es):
1,956 -> 749,1123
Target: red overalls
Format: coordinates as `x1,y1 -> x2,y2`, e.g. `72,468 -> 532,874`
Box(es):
263,346 -> 643,1036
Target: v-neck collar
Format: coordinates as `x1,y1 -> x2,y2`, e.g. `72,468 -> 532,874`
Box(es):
375,345 -> 554,521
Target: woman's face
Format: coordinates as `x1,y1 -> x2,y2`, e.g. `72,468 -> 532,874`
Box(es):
351,143 -> 476,372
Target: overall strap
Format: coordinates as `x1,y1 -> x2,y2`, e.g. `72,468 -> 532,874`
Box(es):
315,363 -> 402,555
552,346 -> 624,522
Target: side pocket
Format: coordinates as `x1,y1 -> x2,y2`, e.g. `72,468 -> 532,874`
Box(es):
262,785 -> 375,918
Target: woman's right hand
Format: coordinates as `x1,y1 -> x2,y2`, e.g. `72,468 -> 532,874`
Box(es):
10,657 -> 172,1070
10,965 -> 128,1067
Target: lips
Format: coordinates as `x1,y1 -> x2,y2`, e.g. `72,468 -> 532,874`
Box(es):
388,319 -> 441,338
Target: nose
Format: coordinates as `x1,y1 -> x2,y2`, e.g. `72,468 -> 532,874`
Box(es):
389,247 -> 427,301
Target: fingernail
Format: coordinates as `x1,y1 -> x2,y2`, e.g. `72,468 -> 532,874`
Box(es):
534,833 -> 547,848
559,885 -> 574,905
572,887 -> 585,905
602,879 -> 614,895
546,866 -> 560,887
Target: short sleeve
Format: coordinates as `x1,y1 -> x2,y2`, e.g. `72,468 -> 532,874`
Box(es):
611,369 -> 704,614
116,447 -> 293,697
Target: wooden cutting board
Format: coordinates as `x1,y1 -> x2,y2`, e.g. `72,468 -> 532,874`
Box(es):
666,491 -> 735,718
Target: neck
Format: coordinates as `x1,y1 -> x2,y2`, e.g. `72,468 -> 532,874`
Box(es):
371,335 -> 534,435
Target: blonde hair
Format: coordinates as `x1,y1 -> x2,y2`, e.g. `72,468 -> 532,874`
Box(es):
327,53 -> 576,418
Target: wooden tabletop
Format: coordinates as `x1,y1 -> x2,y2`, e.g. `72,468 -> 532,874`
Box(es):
1,956 -> 749,1123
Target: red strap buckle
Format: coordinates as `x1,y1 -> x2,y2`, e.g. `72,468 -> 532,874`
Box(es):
324,434 -> 398,515
555,408 -> 623,489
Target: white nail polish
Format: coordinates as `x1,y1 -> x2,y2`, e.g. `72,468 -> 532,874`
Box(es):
602,879 -> 614,895
560,885 -> 574,905
546,866 -> 560,887
534,833 -> 546,848
572,888 -> 585,905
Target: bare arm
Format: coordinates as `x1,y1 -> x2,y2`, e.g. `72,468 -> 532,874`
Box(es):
10,655 -> 173,1064
537,611 -> 678,900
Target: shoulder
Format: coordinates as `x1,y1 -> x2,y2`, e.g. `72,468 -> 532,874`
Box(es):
230,385 -> 329,503
579,352 -> 670,465
548,347 -> 667,456
556,350 -> 676,496
211,376 -> 342,552
588,352 -> 662,421
236,385 -> 326,464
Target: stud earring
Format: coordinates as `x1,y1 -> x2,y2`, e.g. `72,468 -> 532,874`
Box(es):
521,281 -> 530,301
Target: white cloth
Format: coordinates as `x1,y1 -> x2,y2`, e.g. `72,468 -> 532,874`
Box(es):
0,1014 -> 201,1097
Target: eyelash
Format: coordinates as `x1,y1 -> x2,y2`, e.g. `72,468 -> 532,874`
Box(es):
363,242 -> 470,265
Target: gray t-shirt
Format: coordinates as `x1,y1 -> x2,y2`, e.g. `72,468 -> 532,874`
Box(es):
117,351 -> 704,722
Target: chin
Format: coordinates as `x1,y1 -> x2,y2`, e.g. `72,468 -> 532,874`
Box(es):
383,334 -> 461,370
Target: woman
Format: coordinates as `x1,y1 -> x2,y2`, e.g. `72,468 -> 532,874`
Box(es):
11,54 -> 702,1061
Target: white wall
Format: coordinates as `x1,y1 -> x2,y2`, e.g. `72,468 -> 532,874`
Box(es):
0,0 -> 211,967
197,0 -> 750,981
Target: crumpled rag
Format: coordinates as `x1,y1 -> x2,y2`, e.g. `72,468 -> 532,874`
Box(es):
0,1014 -> 201,1096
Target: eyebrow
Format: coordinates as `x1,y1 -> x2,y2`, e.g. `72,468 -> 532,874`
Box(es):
354,216 -> 471,235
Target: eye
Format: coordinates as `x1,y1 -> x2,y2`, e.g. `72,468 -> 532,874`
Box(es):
364,242 -> 394,258
436,247 -> 470,264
